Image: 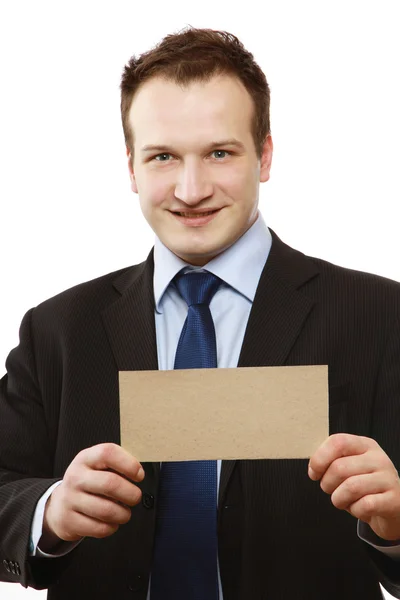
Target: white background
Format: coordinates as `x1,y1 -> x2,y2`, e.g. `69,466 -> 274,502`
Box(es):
0,1 -> 399,598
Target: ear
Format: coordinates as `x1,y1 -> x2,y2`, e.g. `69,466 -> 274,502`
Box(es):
259,135 -> 273,183
126,147 -> 138,194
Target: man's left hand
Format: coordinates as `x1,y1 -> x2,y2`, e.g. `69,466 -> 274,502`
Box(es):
309,433 -> 400,541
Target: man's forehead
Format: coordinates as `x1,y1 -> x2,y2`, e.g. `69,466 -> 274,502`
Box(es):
129,74 -> 254,148
129,74 -> 252,121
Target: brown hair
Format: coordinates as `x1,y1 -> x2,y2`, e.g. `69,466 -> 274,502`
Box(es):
120,26 -> 271,161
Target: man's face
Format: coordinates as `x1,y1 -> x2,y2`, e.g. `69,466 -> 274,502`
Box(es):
127,74 -> 273,266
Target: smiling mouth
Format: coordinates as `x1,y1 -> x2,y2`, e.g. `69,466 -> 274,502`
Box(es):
174,210 -> 217,218
170,208 -> 222,226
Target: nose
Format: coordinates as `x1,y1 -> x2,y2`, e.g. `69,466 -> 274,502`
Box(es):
174,158 -> 213,205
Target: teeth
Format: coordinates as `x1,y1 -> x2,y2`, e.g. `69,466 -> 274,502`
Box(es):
177,211 -> 215,217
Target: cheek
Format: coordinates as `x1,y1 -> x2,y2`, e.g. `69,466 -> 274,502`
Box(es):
139,178 -> 168,215
224,161 -> 253,187
222,170 -> 256,206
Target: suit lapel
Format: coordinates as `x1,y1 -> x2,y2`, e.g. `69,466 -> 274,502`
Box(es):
101,249 -> 158,372
219,229 -> 320,505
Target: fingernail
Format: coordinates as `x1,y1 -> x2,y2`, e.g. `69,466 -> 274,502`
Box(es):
138,467 -> 145,480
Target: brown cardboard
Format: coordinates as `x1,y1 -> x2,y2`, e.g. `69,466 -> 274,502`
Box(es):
119,365 -> 328,461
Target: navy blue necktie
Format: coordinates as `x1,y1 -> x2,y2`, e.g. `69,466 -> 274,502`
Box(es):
150,270 -> 221,600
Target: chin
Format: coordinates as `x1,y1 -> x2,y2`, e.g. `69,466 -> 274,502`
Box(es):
182,247 -> 227,266
167,231 -> 232,263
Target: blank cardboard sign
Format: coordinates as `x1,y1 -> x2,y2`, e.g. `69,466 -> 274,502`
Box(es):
119,365 -> 328,462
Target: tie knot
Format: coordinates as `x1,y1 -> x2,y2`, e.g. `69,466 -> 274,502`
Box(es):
174,270 -> 221,307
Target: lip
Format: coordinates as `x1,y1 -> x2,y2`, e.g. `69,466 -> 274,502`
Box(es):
170,208 -> 222,227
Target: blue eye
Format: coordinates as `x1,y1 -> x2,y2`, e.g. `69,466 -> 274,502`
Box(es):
212,150 -> 229,159
154,153 -> 171,161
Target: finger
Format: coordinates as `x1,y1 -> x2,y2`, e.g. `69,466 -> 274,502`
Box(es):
71,491 -> 132,525
309,434 -> 376,481
346,492 -> 391,521
330,472 -> 389,511
82,469 -> 143,507
319,453 -> 381,495
59,510 -> 120,541
77,443 -> 144,482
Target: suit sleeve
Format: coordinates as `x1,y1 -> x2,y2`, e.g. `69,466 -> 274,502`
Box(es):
0,308 -> 73,588
365,315 -> 400,598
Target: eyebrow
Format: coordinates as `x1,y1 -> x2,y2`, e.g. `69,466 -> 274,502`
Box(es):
140,138 -> 245,154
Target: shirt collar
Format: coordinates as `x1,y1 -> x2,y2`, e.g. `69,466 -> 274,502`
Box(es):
153,211 -> 272,313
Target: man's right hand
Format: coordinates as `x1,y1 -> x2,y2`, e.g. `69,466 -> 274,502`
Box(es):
41,443 -> 144,549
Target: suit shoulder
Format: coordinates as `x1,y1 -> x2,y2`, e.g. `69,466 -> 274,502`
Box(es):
269,229 -> 400,304
305,253 -> 400,311
32,261 -> 146,322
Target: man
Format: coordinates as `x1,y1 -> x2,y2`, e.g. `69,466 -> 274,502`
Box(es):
0,26 -> 400,600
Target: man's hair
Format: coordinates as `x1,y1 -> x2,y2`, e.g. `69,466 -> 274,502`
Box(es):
120,26 -> 271,161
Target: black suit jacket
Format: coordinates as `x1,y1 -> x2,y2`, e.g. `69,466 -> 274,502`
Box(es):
1,229 -> 400,600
